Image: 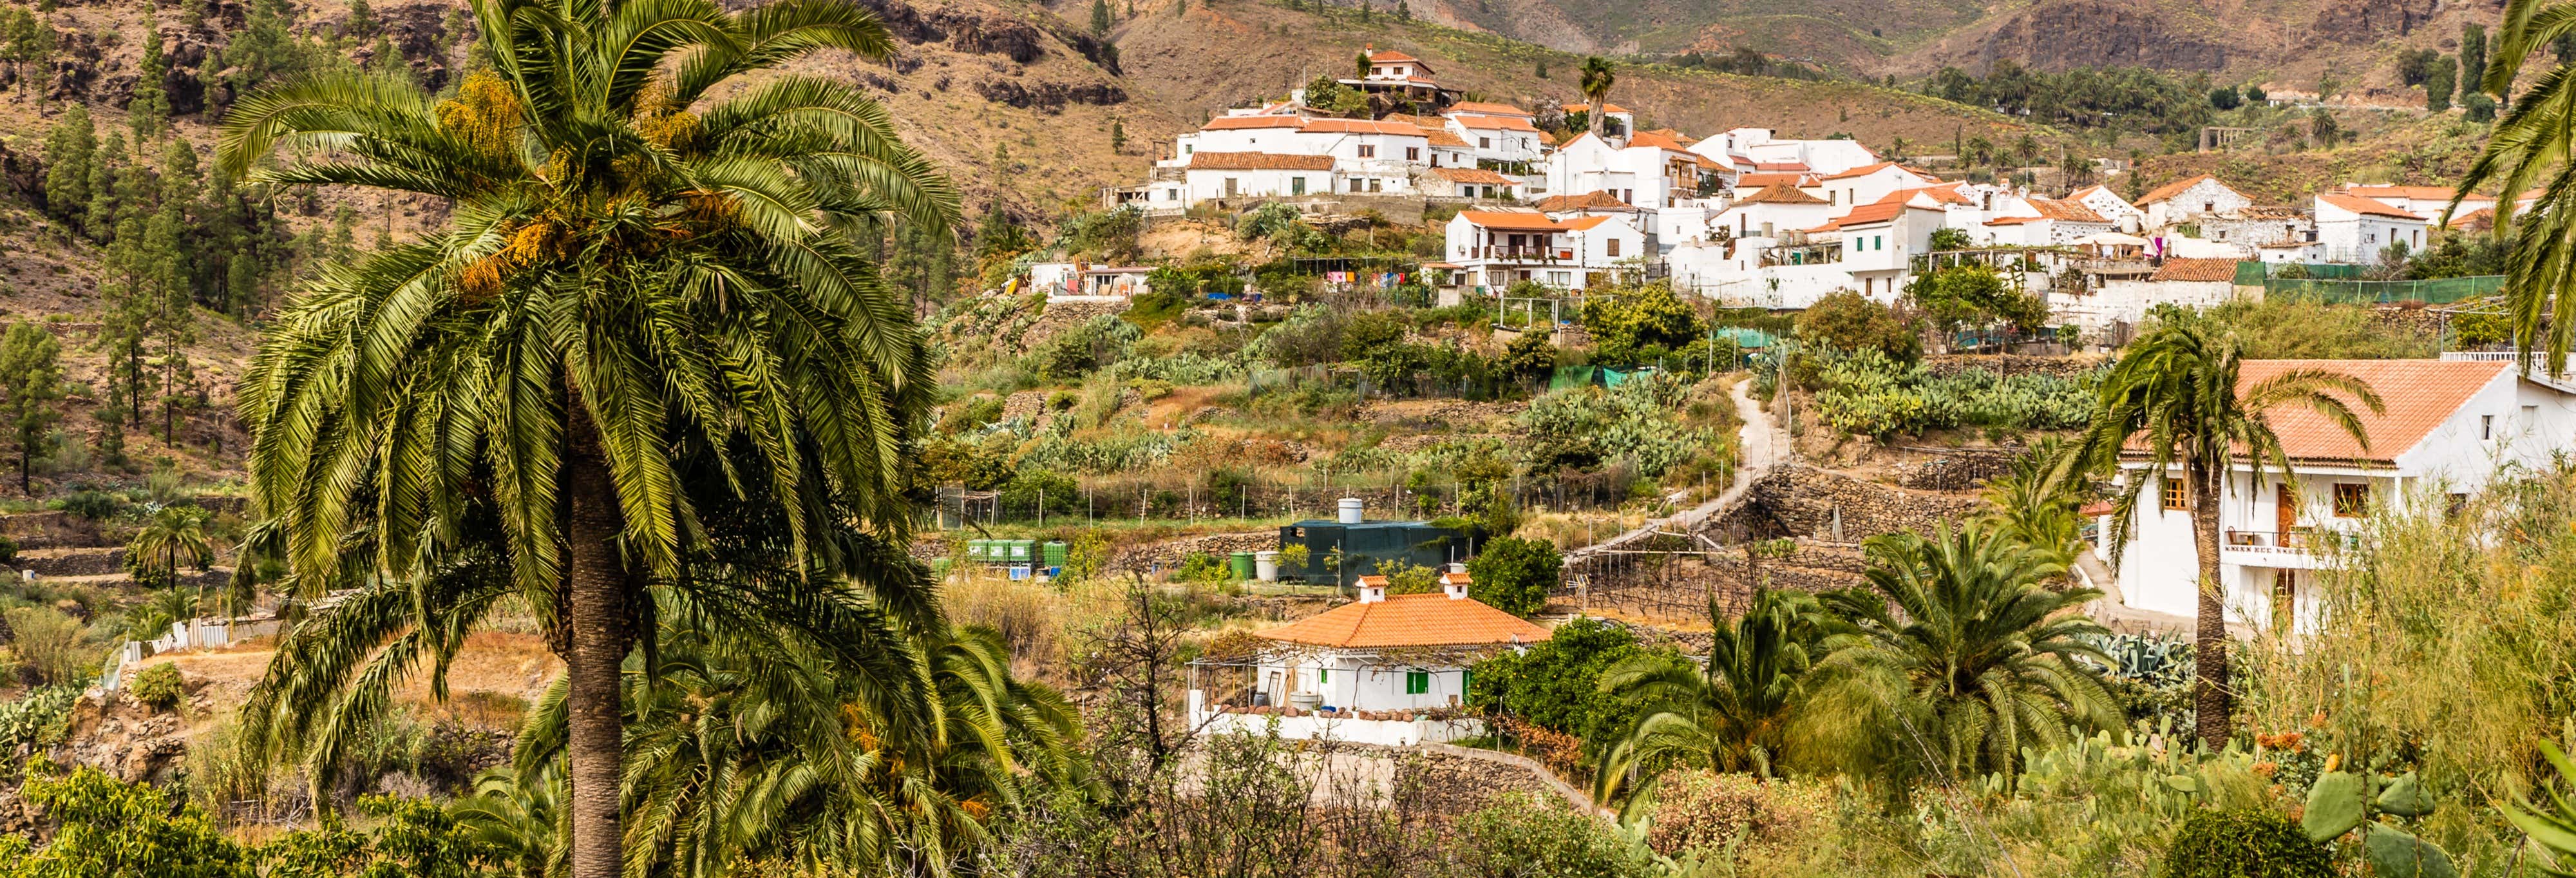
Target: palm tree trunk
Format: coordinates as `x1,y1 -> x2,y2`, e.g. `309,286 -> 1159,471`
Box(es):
2189,466 -> 2230,749
560,397 -> 632,878
1587,98 -> 1603,140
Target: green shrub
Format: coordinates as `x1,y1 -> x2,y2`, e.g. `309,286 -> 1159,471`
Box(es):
1808,347 -> 2096,437
56,488 -> 124,521
129,662 -> 184,712
1454,792 -> 1653,878
2164,808 -> 2333,878
5,606 -> 92,687
1796,290 -> 1920,363
1466,535 -> 1558,615
1469,618 -> 1663,749
4,763 -> 254,878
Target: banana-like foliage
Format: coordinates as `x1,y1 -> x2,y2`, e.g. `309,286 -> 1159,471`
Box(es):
1821,524 -> 2118,783
2459,0 -> 2576,370
1592,588 -> 1823,816
481,608 -> 1087,878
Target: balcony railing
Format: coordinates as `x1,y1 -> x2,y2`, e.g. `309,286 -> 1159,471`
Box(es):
2222,529 -> 2357,555
1472,246 -> 1571,262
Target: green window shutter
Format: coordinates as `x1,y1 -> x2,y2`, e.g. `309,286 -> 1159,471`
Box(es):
1406,669 -> 1429,694
1318,668 -> 1329,683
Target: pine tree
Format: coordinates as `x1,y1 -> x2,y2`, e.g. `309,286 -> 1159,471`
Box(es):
1110,117 -> 1126,152
2462,23 -> 2488,98
2427,55 -> 2456,112
4,10 -> 47,97
39,103 -> 91,223
1397,1 -> 1409,20
143,200 -> 193,444
1537,59 -> 1548,79
82,135 -> 125,242
0,323 -> 62,494
1091,0 -> 1111,34
346,0 -> 375,37
129,23 -> 169,143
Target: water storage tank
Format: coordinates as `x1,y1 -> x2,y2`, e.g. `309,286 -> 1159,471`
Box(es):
1337,497 -> 1364,524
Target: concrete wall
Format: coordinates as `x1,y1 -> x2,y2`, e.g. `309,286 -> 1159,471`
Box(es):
1192,709 -> 1486,747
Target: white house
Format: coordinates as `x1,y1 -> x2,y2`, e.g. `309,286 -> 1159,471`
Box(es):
1561,215 -> 1645,272
2067,184 -> 2146,233
1450,114 -> 1547,165
1980,196 -> 2114,246
2105,358 -> 2576,634
1819,162 -> 1942,211
1714,184 -> 1833,242
2137,175 -> 2254,230
1805,200 -> 1944,300
1183,152 -> 1338,202
2049,256 -> 2240,333
2314,193 -> 2430,263
2343,185 -> 2496,222
1687,128 -> 1879,177
1189,573 -> 1552,745
1423,167 -> 1522,200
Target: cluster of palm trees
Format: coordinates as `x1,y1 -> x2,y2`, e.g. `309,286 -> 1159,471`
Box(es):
208,0 -> 1057,875
1595,316 -> 2388,809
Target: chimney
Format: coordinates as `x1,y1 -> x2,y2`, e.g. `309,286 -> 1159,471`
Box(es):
1358,580 -> 1388,604
1441,565 -> 1471,600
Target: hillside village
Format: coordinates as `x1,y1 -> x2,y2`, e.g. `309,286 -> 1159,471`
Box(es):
0,1 -> 2568,877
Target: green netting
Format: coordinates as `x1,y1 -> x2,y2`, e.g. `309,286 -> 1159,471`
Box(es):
2263,275 -> 2505,304
1549,365 -> 1600,390
1712,327 -> 1777,348
2271,263 -> 2372,280
2233,262 -> 2269,285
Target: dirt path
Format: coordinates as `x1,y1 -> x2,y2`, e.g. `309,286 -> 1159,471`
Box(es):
1566,379 -> 1780,561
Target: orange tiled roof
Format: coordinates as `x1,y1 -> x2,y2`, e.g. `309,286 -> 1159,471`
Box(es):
1753,161 -> 1809,172
1448,100 -> 1531,117
1434,167 -> 1516,185
1457,115 -> 1540,131
1256,593 -> 1553,649
1628,130 -> 1692,152
2318,193 -> 2423,220
1562,215 -> 1618,231
2347,185 -> 2490,201
1876,182 -> 1975,206
1188,151 -> 1336,171
1638,128 -> 1696,146
1379,112 -> 1440,128
2188,360 -> 2508,463
1806,200 -> 1905,232
1202,115 -> 1307,130
2136,173 -> 2243,206
1560,102 -> 1632,114
1533,191 -> 1635,212
1303,119 -> 1427,135
2148,257 -> 2240,282
1459,210 -> 1566,231
1734,172 -> 1814,189
1368,49 -> 1423,63
2449,206 -> 2496,229
1425,129 -> 1472,147
1736,185 -> 1827,205
1823,161 -> 1937,182
2026,196 -> 2110,224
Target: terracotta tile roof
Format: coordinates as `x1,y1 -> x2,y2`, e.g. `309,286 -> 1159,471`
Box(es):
1877,182 -> 1975,206
1447,101 -> 1531,117
1459,210 -> 1566,231
2347,185 -> 2490,201
1735,172 -> 1814,189
1202,115 -> 1307,130
1434,167 -> 1516,185
1425,129 -> 1472,147
2148,257 -> 2241,282
2136,173 -> 2245,206
1379,112 -> 1440,128
1439,570 -> 1472,586
1562,215 -> 1617,231
1561,102 -> 1633,114
1256,593 -> 1553,649
1984,215 -> 2043,225
2318,193 -> 2423,220
1368,49 -> 1423,63
1754,161 -> 1809,172
1303,119 -> 1427,135
2026,196 -> 2109,224
1806,200 -> 1904,232
2449,206 -> 2496,229
2225,359 -> 2506,463
1627,130 -> 1692,152
1537,130 -> 1560,146
1736,185 -> 1827,205
2067,185 -> 2119,204
1457,115 -> 1540,131
1189,151 -> 1336,171
1823,161 -> 1937,182
1638,128 -> 1696,146
1533,191 -> 1635,212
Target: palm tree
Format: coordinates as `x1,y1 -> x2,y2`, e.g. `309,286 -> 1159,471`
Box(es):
492,613 -> 1083,876
451,762 -> 565,878
1821,524 -> 2118,781
216,1 -> 958,873
126,503 -> 213,591
1593,588 -> 1820,812
1580,56 -> 1615,140
2457,0 -> 2576,366
2077,321 -> 2382,749
1980,436 -> 2092,566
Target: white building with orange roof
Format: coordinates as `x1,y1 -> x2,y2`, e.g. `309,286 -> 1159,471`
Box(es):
1818,162 -> 1943,210
1180,151 -> 1338,203
2341,184 -> 2496,221
1443,209 -> 1634,291
1979,195 -> 2114,246
1448,113 -> 1548,165
2067,184 -> 2146,232
2314,192 -> 2430,262
1687,127 -> 1880,177
1187,572 -> 1552,745
2104,358 -> 2576,634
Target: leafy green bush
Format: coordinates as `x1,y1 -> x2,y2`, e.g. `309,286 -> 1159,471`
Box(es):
1795,290 -> 1920,363
1034,314 -> 1140,379
55,488 -> 124,521
2164,808 -> 2332,878
1580,284 -> 1703,365
5,606 -> 92,687
1808,347 -> 2096,437
0,687 -> 79,765
999,469 -> 1081,517
128,662 -> 184,712
1454,792 -> 1653,878
1518,372 -> 1711,476
0,763 -> 256,877
1466,536 -> 1558,615
1469,618 -> 1665,749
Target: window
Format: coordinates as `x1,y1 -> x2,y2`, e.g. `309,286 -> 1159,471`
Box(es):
2525,404 -> 2540,425
2483,414 -> 2494,439
1358,144 -> 1376,158
1224,177 -> 1238,197
1291,177 -> 1306,196
1368,178 -> 1383,193
1463,669 -> 1473,693
2333,483 -> 2371,517
1406,147 -> 1421,161
1874,235 -> 1884,251
2162,476 -> 2186,511
1183,145 -> 1193,155
1405,669 -> 1430,694
1317,667 -> 1330,683
1480,137 -> 1492,149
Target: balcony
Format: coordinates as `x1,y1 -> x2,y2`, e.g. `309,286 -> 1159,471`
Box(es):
1468,245 -> 1572,262
2219,529 -> 2354,569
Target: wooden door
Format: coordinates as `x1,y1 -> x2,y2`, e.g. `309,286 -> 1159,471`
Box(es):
2276,482 -> 2297,540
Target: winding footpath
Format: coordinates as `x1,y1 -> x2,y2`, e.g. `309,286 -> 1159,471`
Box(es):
1564,379 -> 1783,562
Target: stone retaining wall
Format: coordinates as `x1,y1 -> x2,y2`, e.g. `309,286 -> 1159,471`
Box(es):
1715,466 -> 1985,542
1108,530 -> 1276,574
1923,353 -> 2105,379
